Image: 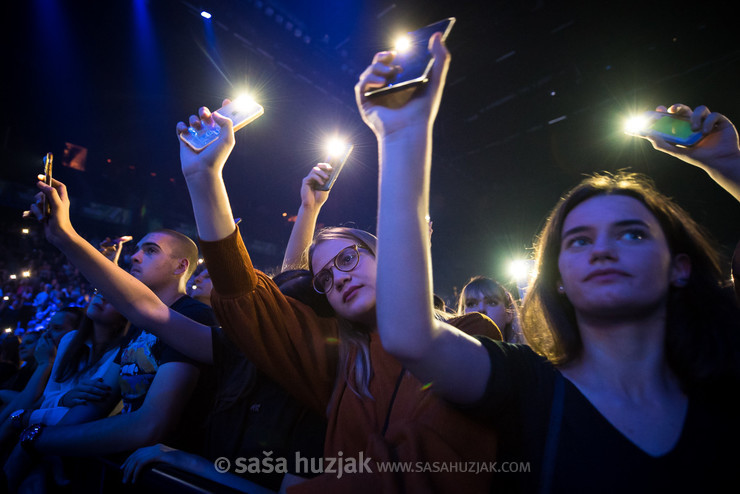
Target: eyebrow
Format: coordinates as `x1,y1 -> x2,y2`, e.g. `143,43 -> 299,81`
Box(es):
562,219 -> 650,239
135,242 -> 162,251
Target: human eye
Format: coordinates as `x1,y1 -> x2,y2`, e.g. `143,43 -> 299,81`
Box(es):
464,300 -> 477,308
564,236 -> 590,249
337,249 -> 358,268
316,270 -> 333,289
485,297 -> 500,306
620,229 -> 647,241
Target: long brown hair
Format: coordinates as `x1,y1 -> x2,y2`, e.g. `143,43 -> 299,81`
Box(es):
54,311 -> 130,384
309,227 -> 377,400
521,172 -> 740,389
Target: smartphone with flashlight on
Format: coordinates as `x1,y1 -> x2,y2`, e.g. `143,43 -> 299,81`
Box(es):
626,111 -> 704,147
180,96 -> 264,152
364,17 -> 456,98
315,141 -> 354,191
42,152 -> 53,220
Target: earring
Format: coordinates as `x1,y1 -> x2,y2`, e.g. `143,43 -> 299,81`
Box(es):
557,285 -> 566,294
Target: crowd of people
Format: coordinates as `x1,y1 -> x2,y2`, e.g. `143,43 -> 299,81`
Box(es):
0,31 -> 738,494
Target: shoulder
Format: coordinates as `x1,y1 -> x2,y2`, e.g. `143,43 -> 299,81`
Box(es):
171,296 -> 217,326
447,312 -> 503,340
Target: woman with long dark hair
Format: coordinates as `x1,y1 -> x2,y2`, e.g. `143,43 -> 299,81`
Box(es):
361,37 -> 740,492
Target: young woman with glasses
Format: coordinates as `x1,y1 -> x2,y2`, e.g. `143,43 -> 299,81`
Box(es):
30,41 -> 500,492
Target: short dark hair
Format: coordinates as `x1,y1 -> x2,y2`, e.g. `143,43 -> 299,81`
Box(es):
152,229 -> 199,279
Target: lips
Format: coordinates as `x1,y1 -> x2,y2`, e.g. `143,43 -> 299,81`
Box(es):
583,268 -> 630,282
343,285 -> 360,303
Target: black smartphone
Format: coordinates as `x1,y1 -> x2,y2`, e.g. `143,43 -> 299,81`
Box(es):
42,152 -> 53,220
180,96 -> 264,152
315,144 -> 354,192
627,111 -> 704,147
364,17 -> 456,98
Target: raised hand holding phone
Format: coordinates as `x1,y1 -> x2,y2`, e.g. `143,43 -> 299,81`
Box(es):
179,96 -> 263,152
355,31 -> 451,138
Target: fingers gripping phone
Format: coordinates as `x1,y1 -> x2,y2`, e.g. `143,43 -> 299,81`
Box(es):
42,152 -> 53,220
364,17 -> 456,98
180,96 -> 264,152
315,144 -> 354,191
628,112 -> 704,147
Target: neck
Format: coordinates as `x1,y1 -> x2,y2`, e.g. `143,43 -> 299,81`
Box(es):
564,306 -> 679,396
151,283 -> 187,307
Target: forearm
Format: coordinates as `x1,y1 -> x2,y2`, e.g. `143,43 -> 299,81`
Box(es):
376,125 -> 438,360
704,159 -> 740,202
282,204 -> 321,271
184,171 -> 236,242
52,231 -> 169,330
0,363 -> 52,424
35,408 -> 168,456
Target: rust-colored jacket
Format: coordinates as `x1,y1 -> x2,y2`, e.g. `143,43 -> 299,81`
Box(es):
202,228 -> 501,493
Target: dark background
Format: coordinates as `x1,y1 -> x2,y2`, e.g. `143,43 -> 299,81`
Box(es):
2,0 -> 739,303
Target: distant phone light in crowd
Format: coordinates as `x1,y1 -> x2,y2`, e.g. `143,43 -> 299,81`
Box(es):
9,275 -> 17,280
200,11 -> 212,19
191,285 -> 198,290
394,35 -> 411,52
2,296 -> 9,301
21,228 -> 29,234
198,258 -> 204,264
22,271 -> 31,278
4,328 -> 11,334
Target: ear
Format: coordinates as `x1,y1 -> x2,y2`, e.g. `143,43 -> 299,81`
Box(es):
173,258 -> 190,277
670,253 -> 691,287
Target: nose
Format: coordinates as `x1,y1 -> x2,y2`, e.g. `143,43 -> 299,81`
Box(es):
475,302 -> 488,316
590,234 -> 617,263
332,267 -> 351,292
131,250 -> 142,263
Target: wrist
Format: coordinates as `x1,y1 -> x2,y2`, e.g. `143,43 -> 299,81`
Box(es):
20,423 -> 45,457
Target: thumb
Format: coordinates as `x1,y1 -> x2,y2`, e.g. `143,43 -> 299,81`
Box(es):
211,110 -> 234,131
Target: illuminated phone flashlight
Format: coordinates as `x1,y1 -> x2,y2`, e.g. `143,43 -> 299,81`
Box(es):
21,228 -> 29,235
22,271 -> 31,278
394,35 -> 412,52
624,114 -> 651,135
9,274 -> 16,280
314,137 -> 354,192
4,328 -> 11,334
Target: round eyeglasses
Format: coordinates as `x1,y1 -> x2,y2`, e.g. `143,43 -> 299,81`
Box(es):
312,245 -> 363,294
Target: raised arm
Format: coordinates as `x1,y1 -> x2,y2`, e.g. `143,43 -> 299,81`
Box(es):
29,180 -> 213,364
356,33 -> 490,404
643,104 -> 740,201
282,163 -> 332,271
178,103 -> 239,242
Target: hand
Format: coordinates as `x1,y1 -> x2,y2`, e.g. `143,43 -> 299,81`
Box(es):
300,163 -> 332,210
27,178 -> 75,248
177,101 -> 236,181
645,104 -> 740,176
99,236 -> 132,265
60,378 -> 112,407
121,444 -> 181,484
34,333 -> 57,365
354,32 -> 451,138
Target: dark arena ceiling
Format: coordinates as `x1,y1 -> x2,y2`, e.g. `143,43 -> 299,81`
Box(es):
3,0 -> 740,300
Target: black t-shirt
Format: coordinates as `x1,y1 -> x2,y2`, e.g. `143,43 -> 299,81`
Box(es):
205,327 -> 326,490
115,295 -> 217,453
470,336 -> 739,494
